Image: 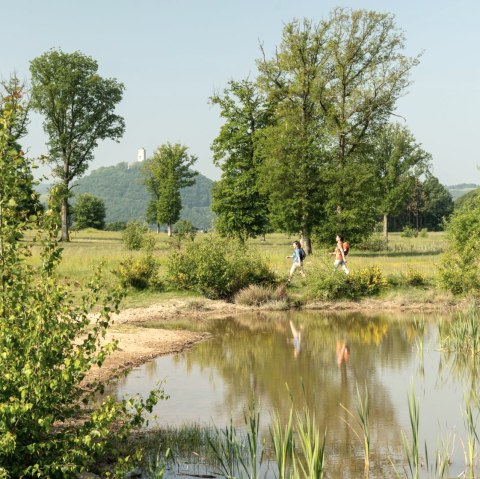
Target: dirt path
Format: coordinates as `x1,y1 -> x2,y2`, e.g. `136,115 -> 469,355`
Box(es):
83,296 -> 464,386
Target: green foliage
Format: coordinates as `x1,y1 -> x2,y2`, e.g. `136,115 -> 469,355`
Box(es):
306,266 -> 387,300
105,221 -> 127,231
422,175 -> 454,231
439,196 -> 480,294
73,193 -> 106,230
210,79 -> 272,241
113,254 -> 163,290
454,187 -> 480,210
254,10 -> 419,245
142,143 -> 198,233
167,234 -> 276,299
401,225 -> 418,238
356,236 -> 389,252
30,48 -> 125,240
0,99 -> 163,476
401,267 -> 427,287
122,221 -> 155,251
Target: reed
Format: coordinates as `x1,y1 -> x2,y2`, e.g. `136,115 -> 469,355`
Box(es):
294,409 -> 326,479
439,302 -> 480,355
207,419 -> 242,479
463,399 -> 479,477
146,448 -> 170,479
238,407 -> 264,479
401,385 -> 421,479
270,408 -> 295,479
340,383 -> 370,472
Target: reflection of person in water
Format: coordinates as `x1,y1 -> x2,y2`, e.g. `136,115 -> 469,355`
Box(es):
336,340 -> 350,366
290,320 -> 302,358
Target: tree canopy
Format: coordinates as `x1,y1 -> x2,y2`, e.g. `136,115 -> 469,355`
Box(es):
210,79 -> 273,241
30,49 -> 125,241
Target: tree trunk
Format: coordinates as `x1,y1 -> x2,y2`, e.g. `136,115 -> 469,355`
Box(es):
383,213 -> 388,243
61,196 -> 69,242
301,234 -> 312,255
156,223 -> 160,234
167,224 -> 172,237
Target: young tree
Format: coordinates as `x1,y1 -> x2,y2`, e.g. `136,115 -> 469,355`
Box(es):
30,49 -> 125,241
142,143 -> 198,236
374,123 -> 431,241
0,90 -> 161,476
210,79 -> 272,242
73,193 -> 106,230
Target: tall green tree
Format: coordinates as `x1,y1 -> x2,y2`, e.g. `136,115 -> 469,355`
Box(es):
257,19 -> 329,253
374,123 -> 431,241
257,10 -> 419,248
210,79 -> 273,242
73,193 -> 106,230
316,8 -> 420,243
142,143 -> 198,236
30,49 -> 125,241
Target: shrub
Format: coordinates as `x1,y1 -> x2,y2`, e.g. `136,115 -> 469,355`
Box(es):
401,225 -> 417,238
307,266 -> 387,300
356,236 -> 389,252
105,221 -> 127,231
167,234 -> 276,299
113,254 -> 163,290
401,267 -> 427,287
439,196 -> 480,294
0,103 -> 163,476
419,228 -> 428,238
122,221 -> 156,250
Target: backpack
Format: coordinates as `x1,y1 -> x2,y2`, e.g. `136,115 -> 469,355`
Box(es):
299,248 -> 307,261
343,242 -> 350,256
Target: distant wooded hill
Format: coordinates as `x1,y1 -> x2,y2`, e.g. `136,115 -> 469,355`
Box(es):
447,183 -> 479,200
70,162 -> 214,230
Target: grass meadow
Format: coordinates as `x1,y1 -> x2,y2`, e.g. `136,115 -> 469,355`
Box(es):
26,229 -> 450,307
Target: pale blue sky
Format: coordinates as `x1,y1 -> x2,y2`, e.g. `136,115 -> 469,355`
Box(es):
2,0 -> 479,185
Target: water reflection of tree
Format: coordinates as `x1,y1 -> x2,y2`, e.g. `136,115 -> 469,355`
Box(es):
180,311 -> 422,477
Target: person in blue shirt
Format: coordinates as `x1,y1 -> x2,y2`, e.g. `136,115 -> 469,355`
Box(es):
286,240 -> 306,284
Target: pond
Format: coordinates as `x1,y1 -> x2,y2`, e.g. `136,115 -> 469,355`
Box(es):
110,311 -> 479,478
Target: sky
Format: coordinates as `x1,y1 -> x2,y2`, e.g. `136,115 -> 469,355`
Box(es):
1,0 -> 479,186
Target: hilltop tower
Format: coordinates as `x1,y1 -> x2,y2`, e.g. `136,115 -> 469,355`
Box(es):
137,148 -> 146,162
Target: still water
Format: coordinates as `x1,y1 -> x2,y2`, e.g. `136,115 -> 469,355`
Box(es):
112,311 -> 478,478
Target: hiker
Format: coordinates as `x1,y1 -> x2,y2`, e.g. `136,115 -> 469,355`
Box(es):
331,234 -> 350,274
286,240 -> 306,283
